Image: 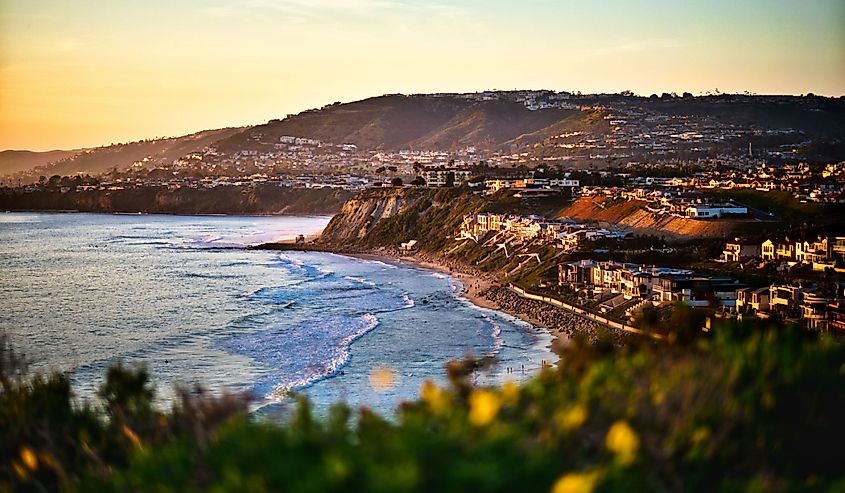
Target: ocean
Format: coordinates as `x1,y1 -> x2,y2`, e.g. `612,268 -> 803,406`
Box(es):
0,212 -> 554,415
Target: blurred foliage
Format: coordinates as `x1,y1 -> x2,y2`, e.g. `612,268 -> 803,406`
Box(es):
2,320 -> 845,492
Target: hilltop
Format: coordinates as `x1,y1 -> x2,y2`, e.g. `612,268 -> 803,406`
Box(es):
216,95 -> 588,153
4,91 -> 845,181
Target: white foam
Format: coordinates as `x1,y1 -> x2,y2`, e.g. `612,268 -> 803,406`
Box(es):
402,291 -> 415,308
264,313 -> 380,402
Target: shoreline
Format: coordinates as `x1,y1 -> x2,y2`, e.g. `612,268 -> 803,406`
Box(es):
251,242 -> 634,351
340,249 -> 611,355
356,253 -> 551,333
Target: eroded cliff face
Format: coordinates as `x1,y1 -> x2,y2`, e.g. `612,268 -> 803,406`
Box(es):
557,196 -> 744,239
318,188 -> 432,245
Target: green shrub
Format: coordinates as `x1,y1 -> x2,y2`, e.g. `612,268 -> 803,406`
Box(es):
3,322 -> 845,492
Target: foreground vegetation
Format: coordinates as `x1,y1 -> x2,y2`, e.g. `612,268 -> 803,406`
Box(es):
2,320 -> 845,492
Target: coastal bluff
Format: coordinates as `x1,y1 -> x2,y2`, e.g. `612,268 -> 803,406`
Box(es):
317,187 -> 480,249
0,184 -> 352,215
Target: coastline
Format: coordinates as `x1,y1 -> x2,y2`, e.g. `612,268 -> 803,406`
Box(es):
342,250 -> 609,356
359,253 -> 551,332
250,241 -> 632,354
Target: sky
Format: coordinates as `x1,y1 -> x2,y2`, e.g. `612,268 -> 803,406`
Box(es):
1,0 -> 843,151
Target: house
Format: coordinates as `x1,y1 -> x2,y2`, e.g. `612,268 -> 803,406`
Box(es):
795,236 -> 830,263
654,275 -> 743,308
559,260 -> 597,288
770,285 -> 807,313
761,239 -> 776,260
801,292 -> 832,330
775,240 -> 796,261
822,302 -> 845,334
736,287 -> 770,313
423,168 -> 471,187
685,203 -> 748,219
400,240 -> 418,253
722,239 -> 761,262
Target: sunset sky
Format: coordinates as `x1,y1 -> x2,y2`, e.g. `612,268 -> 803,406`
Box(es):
1,0 -> 843,151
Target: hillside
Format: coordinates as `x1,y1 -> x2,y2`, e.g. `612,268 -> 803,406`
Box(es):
557,196 -> 754,239
217,95 -> 588,152
1,127 -> 246,180
650,96 -> 845,137
5,92 -> 844,179
0,150 -> 80,176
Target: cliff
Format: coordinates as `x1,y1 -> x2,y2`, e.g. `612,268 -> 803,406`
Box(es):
557,196 -> 748,239
317,186 -> 573,252
317,187 -> 484,249
0,185 -> 351,215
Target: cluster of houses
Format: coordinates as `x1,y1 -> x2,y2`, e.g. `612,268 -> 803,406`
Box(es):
458,213 -> 630,253
559,260 -> 743,314
558,259 -> 845,333
417,166 -> 582,198
482,177 -> 580,197
610,161 -> 845,204
722,235 -> 845,271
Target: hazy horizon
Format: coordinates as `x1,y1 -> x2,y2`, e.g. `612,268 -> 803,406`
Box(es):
2,0 -> 844,151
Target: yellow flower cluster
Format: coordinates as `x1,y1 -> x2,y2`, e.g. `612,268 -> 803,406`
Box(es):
468,389 -> 501,426
420,379 -> 449,414
556,404 -> 588,431
551,471 -> 599,493
605,421 -> 639,465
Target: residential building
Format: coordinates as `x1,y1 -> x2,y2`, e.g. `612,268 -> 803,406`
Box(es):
722,239 -> 761,262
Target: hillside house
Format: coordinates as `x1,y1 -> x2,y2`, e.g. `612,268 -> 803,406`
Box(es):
722,239 -> 761,262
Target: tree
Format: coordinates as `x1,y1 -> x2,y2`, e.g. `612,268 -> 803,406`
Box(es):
445,171 -> 455,188
410,176 -> 426,186
390,177 -> 403,187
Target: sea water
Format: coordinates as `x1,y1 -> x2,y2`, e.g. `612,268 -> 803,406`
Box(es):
0,212 -> 553,415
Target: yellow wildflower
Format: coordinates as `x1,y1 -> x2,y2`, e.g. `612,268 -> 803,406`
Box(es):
556,404 -> 588,431
551,471 -> 599,493
369,366 -> 397,392
420,380 -> 448,414
468,389 -> 501,426
605,421 -> 639,465
20,447 -> 38,470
